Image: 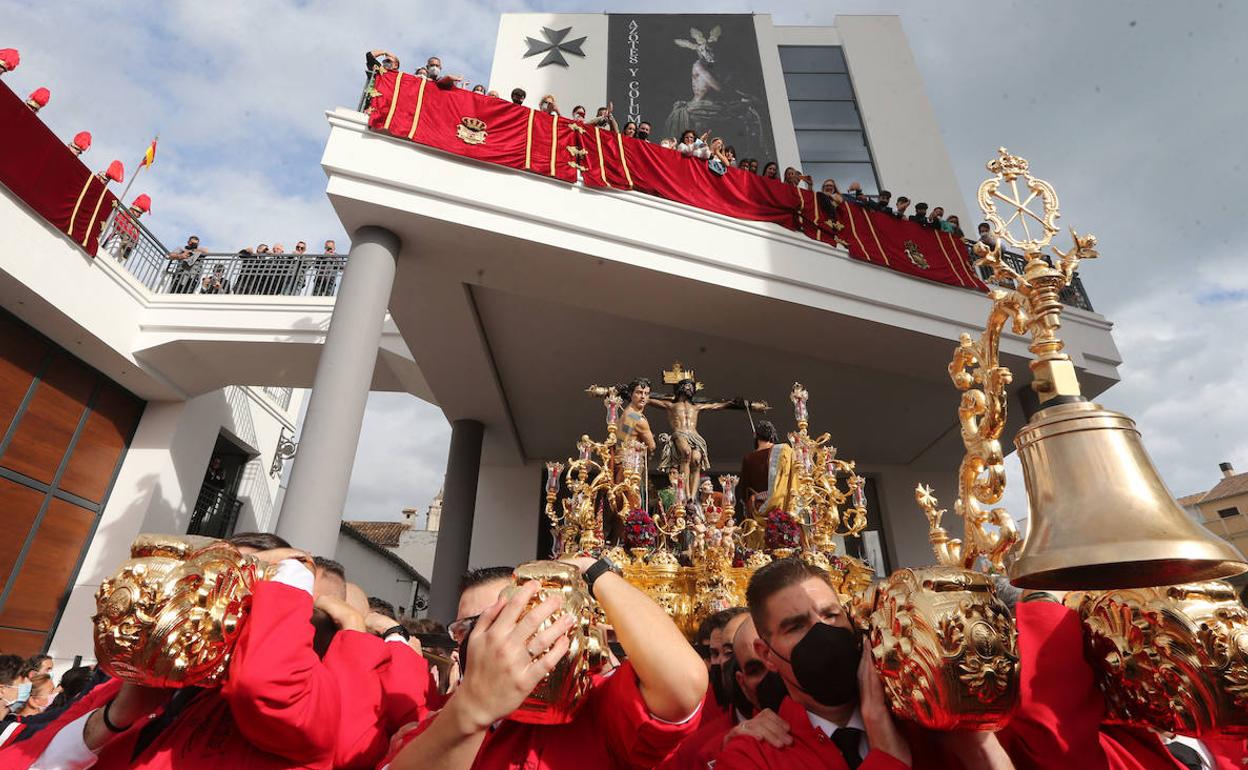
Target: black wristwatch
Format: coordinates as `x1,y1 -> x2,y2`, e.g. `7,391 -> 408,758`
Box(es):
382,624 -> 410,641
583,557 -> 621,599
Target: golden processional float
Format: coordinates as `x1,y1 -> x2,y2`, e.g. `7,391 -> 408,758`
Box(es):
90,147 -> 1248,733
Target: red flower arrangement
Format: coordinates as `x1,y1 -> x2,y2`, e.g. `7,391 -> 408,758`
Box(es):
623,508 -> 659,550
763,508 -> 801,550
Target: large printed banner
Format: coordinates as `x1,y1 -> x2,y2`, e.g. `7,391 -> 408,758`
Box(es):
368,72 -> 983,294
606,14 -> 777,165
0,82 -> 117,255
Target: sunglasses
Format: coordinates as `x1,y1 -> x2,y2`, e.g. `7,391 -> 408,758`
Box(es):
449,614 -> 480,643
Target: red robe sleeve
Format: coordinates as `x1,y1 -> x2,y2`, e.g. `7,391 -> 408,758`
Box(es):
714,737 -> 909,770
0,679 -> 126,770
220,581 -> 341,764
590,662 -> 706,770
323,630 -> 391,770
378,641 -> 437,730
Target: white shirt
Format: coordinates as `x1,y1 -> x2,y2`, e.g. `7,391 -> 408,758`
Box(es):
807,707 -> 869,761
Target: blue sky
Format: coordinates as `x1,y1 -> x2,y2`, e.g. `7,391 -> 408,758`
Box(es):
5,0 -> 1246,526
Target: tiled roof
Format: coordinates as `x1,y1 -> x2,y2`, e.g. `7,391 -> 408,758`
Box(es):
338,522 -> 427,585
342,520 -> 408,547
1204,471 -> 1248,505
1177,491 -> 1208,507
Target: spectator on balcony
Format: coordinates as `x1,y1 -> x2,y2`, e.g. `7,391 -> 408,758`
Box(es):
487,89 -> 499,98
201,263 -> 231,295
747,159 -> 759,174
871,189 -> 893,214
585,104 -> 619,132
106,194 -> 150,262
760,161 -> 779,180
637,121 -> 653,141
539,94 -> 560,116
236,243 -> 267,295
414,67 -> 428,78
708,137 -> 731,175
724,145 -> 736,166
471,84 -> 486,95
894,195 -> 911,219
166,235 -> 204,294
677,129 -> 711,159
510,87 -> 526,106
845,182 -> 867,205
623,121 -> 637,137
25,87 -> 49,113
68,131 -> 91,156
571,105 -> 588,122
946,214 -> 964,238
424,56 -> 463,90
818,180 -> 843,216
314,239 -> 339,296
910,201 -> 930,226
978,222 -> 1000,251
365,49 -> 400,76
659,137 -> 678,150
0,48 -> 18,75
286,240 -> 309,294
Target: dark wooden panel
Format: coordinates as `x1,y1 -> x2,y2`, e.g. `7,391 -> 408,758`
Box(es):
0,498 -> 94,631
0,315 -> 49,439
0,627 -> 46,657
0,354 -> 95,484
0,478 -> 45,591
59,383 -> 144,504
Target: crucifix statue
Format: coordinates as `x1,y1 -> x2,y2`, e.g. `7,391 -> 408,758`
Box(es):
648,362 -> 769,501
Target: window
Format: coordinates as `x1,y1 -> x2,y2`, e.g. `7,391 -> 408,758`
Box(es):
1218,507 -> 1240,519
780,45 -> 880,193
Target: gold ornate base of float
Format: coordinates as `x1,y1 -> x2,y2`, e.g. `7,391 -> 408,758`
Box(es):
861,567 -> 1019,731
93,534 -> 265,688
1072,580 -> 1248,737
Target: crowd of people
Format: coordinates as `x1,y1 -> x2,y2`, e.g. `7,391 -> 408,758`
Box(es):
2,521 -> 1239,770
363,50 -> 993,250
161,236 -> 344,296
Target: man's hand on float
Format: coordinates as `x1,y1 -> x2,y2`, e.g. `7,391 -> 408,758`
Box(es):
559,556 -> 598,575
723,708 -> 792,749
858,645 -> 912,765
452,580 -> 574,732
82,682 -> 169,749
365,610 -> 398,636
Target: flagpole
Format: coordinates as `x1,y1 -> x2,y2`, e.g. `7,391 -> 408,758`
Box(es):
100,135 -> 156,245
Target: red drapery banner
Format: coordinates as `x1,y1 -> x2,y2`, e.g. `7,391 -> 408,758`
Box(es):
0,82 -> 117,255
834,202 -> 987,291
366,72 -> 983,294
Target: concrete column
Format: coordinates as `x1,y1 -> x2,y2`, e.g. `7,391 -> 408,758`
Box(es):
428,419 -> 484,623
277,226 -> 398,557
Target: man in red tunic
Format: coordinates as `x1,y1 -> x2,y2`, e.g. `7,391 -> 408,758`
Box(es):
714,558 -> 1015,770
1,546 -> 347,770
382,557 -> 708,770
999,592 -> 1246,770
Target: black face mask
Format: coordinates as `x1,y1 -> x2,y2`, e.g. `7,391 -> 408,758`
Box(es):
773,623 -> 862,707
756,670 -> 788,713
709,663 -> 727,707
637,130 -> 649,140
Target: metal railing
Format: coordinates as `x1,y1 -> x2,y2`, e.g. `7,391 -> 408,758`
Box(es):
963,240 -> 1095,312
187,485 -> 243,539
262,386 -> 294,410
99,201 -> 347,297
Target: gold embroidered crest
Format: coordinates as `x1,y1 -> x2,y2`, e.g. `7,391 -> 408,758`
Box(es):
456,117 -> 487,145
904,240 -> 930,269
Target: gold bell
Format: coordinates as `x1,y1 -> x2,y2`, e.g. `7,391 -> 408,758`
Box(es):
1010,401 -> 1247,589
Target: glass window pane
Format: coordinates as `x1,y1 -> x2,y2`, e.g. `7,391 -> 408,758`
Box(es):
783,73 -> 854,100
800,162 -> 878,194
788,100 -> 862,131
778,46 -> 848,73
795,130 -> 872,161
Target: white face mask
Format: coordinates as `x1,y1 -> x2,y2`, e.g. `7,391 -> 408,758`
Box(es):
426,65 -> 441,79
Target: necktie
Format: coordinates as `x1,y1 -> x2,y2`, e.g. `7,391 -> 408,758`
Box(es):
1166,741 -> 1204,770
831,726 -> 864,770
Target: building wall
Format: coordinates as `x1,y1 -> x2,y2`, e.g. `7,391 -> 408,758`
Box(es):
489,14 -> 610,114
0,311 -> 145,657
1197,492 -> 1248,558
469,462 -> 544,568
334,532 -> 422,617
47,385 -> 300,668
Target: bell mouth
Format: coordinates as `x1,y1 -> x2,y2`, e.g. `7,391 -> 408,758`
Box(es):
1011,558 -> 1248,591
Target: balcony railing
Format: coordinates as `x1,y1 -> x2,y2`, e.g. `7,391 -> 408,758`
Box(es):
99,201 -> 346,297
262,386 -> 294,410
964,241 -> 1095,312
187,485 -> 243,539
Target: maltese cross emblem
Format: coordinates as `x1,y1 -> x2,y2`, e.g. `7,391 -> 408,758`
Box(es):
523,26 -> 587,68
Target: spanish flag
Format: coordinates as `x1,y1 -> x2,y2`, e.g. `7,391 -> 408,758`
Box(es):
140,137 -> 157,168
